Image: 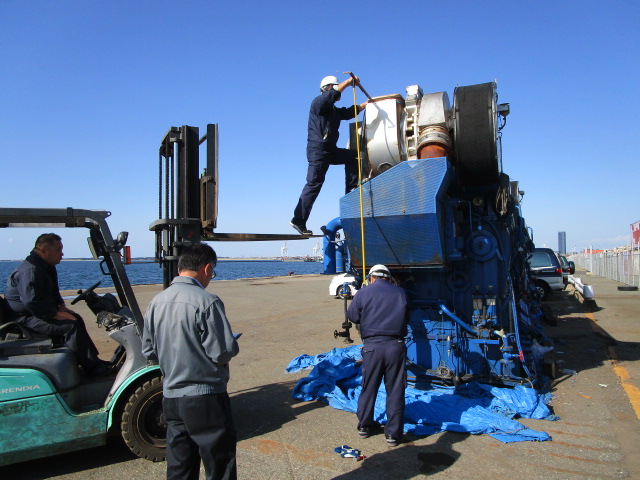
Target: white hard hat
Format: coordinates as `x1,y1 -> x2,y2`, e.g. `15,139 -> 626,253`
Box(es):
320,75 -> 339,91
368,264 -> 391,278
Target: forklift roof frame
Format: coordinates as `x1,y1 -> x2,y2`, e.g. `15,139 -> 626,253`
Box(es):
0,207 -> 143,333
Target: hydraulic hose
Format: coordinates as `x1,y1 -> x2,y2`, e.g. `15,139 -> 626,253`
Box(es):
438,304 -> 477,335
509,280 -> 534,380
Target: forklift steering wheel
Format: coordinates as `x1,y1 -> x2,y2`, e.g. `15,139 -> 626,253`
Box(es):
71,281 -> 102,305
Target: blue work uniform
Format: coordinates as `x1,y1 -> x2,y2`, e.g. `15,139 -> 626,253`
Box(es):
292,88 -> 359,225
347,278 -> 408,440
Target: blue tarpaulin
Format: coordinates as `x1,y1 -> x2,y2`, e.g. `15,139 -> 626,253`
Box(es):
286,345 -> 557,443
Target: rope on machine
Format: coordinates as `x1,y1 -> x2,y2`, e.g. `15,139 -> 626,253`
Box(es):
349,80 -> 367,285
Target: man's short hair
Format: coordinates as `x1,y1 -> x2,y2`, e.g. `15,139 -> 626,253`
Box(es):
177,243 -> 217,272
34,233 -> 62,250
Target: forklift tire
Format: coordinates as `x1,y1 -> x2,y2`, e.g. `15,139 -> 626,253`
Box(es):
121,376 -> 166,462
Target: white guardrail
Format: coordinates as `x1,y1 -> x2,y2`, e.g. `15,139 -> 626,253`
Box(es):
567,275 -> 595,300
568,248 -> 640,289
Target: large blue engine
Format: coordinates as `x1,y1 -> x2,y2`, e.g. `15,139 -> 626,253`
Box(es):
328,82 -> 546,387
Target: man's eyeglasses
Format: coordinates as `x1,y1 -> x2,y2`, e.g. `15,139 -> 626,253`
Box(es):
209,264 -> 217,279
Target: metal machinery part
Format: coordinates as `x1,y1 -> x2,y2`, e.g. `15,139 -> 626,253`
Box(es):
363,94 -> 408,177
417,91 -> 453,160
404,85 -> 422,160
360,81 -> 506,185
338,82 -> 544,388
452,82 -> 501,186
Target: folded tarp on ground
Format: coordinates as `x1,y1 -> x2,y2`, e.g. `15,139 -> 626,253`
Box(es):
286,345 -> 557,443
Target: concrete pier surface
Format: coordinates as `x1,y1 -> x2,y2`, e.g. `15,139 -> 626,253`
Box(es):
2,271 -> 640,479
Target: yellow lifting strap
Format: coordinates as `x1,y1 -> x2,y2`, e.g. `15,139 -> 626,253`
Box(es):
350,85 -> 367,285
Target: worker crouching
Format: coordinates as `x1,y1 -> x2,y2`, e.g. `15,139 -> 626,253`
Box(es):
346,265 -> 409,447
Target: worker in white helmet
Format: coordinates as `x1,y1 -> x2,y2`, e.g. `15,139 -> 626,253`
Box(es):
347,264 -> 409,447
290,74 -> 368,235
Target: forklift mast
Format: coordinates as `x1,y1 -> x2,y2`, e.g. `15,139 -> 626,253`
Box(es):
150,124 -> 306,289
150,125 -> 219,288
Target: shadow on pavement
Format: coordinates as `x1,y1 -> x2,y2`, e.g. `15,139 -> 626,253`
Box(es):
2,379 -> 320,479
330,432 -> 467,479
544,286 -> 640,388
0,437 -> 138,480
232,379 -> 327,441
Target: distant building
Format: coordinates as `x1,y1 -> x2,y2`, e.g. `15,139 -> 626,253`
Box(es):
558,231 -> 566,254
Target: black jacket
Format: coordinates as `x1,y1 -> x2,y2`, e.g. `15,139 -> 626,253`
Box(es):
347,279 -> 408,341
307,88 -> 357,150
4,251 -> 64,320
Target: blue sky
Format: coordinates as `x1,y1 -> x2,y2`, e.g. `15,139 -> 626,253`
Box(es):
1,0 -> 638,259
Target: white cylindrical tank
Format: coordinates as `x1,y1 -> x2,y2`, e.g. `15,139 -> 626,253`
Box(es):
363,94 -> 407,177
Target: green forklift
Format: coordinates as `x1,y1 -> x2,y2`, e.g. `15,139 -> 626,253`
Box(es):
0,124 -> 306,467
0,207 -> 165,466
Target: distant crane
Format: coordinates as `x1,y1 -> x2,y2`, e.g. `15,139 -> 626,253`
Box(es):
312,240 -> 322,260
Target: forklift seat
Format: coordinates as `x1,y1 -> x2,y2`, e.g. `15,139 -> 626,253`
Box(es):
0,296 -> 64,345
0,298 -> 81,393
0,346 -> 81,393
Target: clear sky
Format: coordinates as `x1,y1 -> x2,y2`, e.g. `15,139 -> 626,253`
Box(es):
1,0 -> 638,260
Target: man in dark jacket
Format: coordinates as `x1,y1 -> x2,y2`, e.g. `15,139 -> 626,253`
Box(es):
142,243 -> 239,480
291,74 -> 368,235
4,233 -> 106,374
347,264 -> 408,447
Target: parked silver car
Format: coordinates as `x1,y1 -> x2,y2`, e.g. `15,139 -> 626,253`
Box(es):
529,247 -> 565,299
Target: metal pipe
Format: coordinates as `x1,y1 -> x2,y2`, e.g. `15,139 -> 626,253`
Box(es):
322,217 -> 343,274
438,304 -> 477,335
343,71 -> 374,101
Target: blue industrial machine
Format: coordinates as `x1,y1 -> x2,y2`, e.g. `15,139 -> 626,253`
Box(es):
328,82 -> 547,387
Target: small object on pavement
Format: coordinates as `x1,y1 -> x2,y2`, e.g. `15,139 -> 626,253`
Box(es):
334,445 -> 365,460
617,285 -> 638,291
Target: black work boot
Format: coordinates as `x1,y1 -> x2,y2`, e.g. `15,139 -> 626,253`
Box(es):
290,219 -> 312,236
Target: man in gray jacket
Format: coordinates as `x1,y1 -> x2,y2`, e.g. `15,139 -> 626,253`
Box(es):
142,244 -> 239,480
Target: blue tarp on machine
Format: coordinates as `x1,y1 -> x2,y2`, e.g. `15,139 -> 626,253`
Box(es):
286,346 -> 557,443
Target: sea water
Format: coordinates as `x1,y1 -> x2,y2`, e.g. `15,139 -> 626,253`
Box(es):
0,260 -> 324,294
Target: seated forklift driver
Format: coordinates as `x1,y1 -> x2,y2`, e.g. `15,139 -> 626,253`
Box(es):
4,233 -> 110,375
